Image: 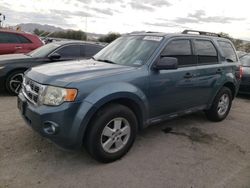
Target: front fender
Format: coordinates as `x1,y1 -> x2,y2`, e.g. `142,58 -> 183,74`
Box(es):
74,82 -> 149,146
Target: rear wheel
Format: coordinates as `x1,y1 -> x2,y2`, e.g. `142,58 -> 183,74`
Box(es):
85,104 -> 137,163
5,70 -> 24,95
205,87 -> 232,122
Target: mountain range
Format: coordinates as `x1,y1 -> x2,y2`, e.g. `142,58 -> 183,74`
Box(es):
16,23 -> 104,40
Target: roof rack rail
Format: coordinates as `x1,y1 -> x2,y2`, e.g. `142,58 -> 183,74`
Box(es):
182,30 -> 221,37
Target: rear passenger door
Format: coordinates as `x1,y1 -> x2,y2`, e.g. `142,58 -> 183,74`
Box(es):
193,39 -> 221,106
149,38 -> 198,118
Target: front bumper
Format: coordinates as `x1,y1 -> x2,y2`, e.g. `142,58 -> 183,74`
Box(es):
17,92 -> 92,150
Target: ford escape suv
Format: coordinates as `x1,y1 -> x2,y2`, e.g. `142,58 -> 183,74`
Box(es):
18,30 -> 241,163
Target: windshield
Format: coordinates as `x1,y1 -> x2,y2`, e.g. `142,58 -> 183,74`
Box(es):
94,35 -> 163,67
28,43 -> 60,58
240,54 -> 250,66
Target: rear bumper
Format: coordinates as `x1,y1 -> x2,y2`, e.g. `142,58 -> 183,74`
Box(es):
17,92 -> 93,150
239,85 -> 250,94
239,75 -> 250,94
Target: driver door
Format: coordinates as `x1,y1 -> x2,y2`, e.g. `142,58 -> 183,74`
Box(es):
148,38 -> 199,118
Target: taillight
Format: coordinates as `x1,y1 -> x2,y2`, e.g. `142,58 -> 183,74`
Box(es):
236,65 -> 243,80
239,65 -> 243,79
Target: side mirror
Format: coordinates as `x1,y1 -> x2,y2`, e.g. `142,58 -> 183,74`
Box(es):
48,53 -> 61,60
154,56 -> 178,70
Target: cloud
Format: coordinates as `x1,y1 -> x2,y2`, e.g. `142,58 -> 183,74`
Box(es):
0,5 -> 77,28
174,10 -> 245,24
91,8 -> 120,16
130,2 -> 155,11
75,0 -> 123,4
129,0 -> 171,11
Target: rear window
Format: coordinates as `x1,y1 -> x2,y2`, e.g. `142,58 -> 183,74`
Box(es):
240,54 -> 250,66
17,35 -> 31,43
218,41 -> 237,62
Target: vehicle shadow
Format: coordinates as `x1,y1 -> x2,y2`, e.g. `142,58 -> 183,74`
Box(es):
237,93 -> 250,100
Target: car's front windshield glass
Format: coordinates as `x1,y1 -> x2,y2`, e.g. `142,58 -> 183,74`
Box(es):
94,35 -> 163,67
28,43 -> 60,58
240,54 -> 250,66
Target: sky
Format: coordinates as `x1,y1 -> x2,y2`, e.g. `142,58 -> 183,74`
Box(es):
0,0 -> 250,40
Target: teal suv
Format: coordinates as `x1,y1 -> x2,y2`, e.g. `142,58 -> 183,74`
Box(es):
18,30 -> 241,162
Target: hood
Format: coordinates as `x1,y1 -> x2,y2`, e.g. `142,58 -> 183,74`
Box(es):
0,54 -> 31,61
26,59 -> 136,87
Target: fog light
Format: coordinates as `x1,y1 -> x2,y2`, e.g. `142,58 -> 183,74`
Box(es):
43,121 -> 59,135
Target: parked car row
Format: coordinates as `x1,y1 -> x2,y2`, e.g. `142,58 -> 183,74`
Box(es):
0,41 -> 105,95
239,53 -> 250,94
16,30 -> 242,163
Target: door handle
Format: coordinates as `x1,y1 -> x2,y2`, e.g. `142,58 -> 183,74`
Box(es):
183,72 -> 193,79
15,46 -> 22,49
216,68 -> 222,74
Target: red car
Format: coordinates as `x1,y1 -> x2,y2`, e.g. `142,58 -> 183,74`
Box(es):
0,29 -> 43,55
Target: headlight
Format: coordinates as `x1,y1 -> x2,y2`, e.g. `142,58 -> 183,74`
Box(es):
40,86 -> 77,106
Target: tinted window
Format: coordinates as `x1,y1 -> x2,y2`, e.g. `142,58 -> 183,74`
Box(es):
161,39 -> 195,66
218,41 -> 237,62
17,35 -> 31,43
55,45 -> 81,58
0,32 -> 20,43
163,40 -> 192,56
82,45 -> 102,57
194,40 -> 218,64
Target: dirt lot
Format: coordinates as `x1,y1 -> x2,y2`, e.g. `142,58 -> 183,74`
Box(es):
0,93 -> 250,188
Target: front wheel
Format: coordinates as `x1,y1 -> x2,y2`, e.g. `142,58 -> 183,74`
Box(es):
85,104 -> 138,163
5,70 -> 24,95
205,87 -> 232,122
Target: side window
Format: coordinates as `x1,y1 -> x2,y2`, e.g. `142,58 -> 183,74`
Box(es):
55,45 -> 81,58
194,40 -> 218,65
81,45 -> 102,57
218,41 -> 237,62
0,32 -> 20,43
161,39 -> 196,66
17,35 -> 31,43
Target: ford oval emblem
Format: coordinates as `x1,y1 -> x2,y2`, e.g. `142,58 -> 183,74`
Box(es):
25,85 -> 32,93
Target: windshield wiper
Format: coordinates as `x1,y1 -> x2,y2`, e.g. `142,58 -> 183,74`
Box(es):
96,59 -> 116,64
91,56 -> 96,60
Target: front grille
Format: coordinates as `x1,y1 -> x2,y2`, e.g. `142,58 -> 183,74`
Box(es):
22,77 -> 43,105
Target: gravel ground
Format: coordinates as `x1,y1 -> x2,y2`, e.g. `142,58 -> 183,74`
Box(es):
0,93 -> 250,188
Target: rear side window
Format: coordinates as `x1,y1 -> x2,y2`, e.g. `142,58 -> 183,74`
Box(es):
0,32 -> 20,43
194,40 -> 218,64
17,35 -> 31,43
55,45 -> 81,58
82,45 -> 102,57
218,41 -> 237,62
162,39 -> 196,66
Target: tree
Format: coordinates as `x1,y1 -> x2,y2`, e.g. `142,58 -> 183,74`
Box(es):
33,29 -> 87,40
218,32 -> 244,51
98,32 -> 121,43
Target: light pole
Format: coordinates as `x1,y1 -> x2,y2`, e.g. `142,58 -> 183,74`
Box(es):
0,13 -> 6,28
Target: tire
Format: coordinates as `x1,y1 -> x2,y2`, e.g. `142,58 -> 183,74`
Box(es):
205,87 -> 232,122
85,104 -> 138,163
5,70 -> 24,95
